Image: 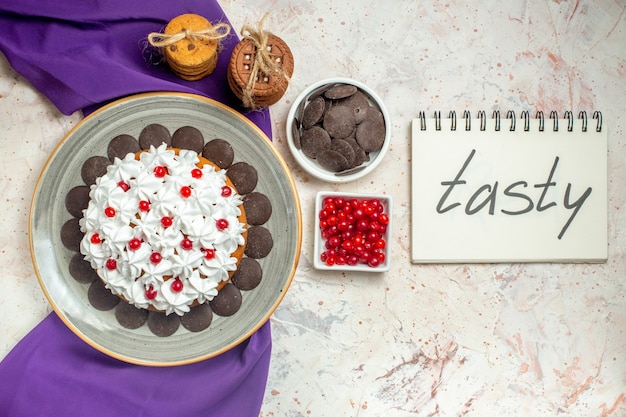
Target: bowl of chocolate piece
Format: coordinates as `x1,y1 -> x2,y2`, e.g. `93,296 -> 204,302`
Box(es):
287,77 -> 390,182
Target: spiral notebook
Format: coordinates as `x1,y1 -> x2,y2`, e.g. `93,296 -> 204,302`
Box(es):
411,111 -> 607,264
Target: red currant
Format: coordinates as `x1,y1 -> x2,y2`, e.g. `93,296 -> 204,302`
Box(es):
216,218 -> 229,230
150,252 -> 162,264
180,186 -> 192,198
145,285 -> 157,300
203,248 -> 216,259
105,259 -> 117,270
128,237 -> 142,250
104,207 -> 116,218
181,237 -> 193,250
221,186 -> 232,197
171,278 -> 183,293
161,216 -> 173,228
378,213 -> 390,225
117,181 -> 130,192
139,200 -> 150,212
90,233 -> 101,244
191,168 -> 203,179
153,165 -> 167,178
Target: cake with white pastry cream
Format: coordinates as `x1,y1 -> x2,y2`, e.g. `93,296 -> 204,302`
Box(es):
79,143 -> 247,316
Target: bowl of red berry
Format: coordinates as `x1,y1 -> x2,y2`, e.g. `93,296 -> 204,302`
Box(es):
314,191 -> 392,272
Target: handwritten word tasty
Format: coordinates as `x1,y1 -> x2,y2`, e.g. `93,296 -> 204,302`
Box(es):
436,149 -> 592,239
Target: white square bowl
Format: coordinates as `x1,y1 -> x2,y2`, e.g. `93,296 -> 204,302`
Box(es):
313,191 -> 392,272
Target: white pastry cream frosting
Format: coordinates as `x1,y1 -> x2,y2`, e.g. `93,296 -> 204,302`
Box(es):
79,144 -> 246,316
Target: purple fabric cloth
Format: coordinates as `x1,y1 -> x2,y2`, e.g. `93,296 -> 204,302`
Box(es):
0,1 -> 273,416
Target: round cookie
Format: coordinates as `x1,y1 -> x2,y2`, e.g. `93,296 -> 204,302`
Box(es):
107,134 -> 140,161
147,311 -> 180,337
60,218 -> 82,252
88,280 -> 120,311
209,283 -> 242,317
231,257 -> 263,290
242,192 -> 272,225
65,185 -> 90,218
227,161 -> 258,195
244,226 -> 273,259
81,156 -> 110,185
138,124 -> 171,149
180,303 -> 213,332
228,33 -> 294,108
68,253 -> 99,284
202,138 -> 234,169
172,125 -> 204,154
115,302 -> 149,330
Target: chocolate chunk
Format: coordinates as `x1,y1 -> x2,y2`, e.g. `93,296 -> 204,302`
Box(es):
87,280 -> 120,311
180,303 -> 213,332
231,257 -> 263,290
317,149 -> 349,172
68,253 -> 98,284
107,134 -> 140,161
291,119 -> 302,150
243,192 -> 272,225
65,185 -> 90,218
81,156 -> 110,185
227,162 -> 258,195
138,124 -> 171,149
344,138 -> 368,166
330,139 -> 356,168
300,126 -> 331,159
338,90 -> 370,124
324,83 -> 358,100
302,95 -> 325,129
202,139 -> 234,169
356,108 -> 386,152
209,283 -> 242,317
244,226 -> 273,259
147,311 -> 180,337
323,105 -> 356,139
60,218 -> 83,252
172,125 -> 204,154
115,301 -> 148,329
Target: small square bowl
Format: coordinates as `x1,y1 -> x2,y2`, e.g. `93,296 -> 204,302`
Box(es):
286,77 -> 391,183
313,191 -> 392,272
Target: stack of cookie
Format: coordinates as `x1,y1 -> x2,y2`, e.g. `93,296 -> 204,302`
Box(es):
228,32 -> 294,109
158,14 -> 226,81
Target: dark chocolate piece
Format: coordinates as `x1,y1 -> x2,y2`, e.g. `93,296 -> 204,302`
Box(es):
243,192 -> 272,225
323,105 -> 356,139
227,162 -> 258,195
302,95 -> 325,129
65,185 -> 90,218
338,90 -> 370,124
87,280 -> 120,311
68,253 -> 98,284
202,138 -> 234,169
172,125 -> 204,154
209,283 -> 242,317
60,218 -> 82,252
138,124 -> 171,149
356,108 -> 386,152
300,126 -> 331,159
330,139 -> 356,168
244,226 -> 273,259
115,301 -> 149,329
317,149 -> 349,172
107,134 -> 140,161
81,156 -> 110,185
180,303 -> 213,332
147,311 -> 180,337
231,257 -> 263,290
324,83 -> 358,100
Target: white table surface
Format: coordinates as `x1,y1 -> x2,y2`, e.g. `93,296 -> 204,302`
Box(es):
1,1 -> 624,416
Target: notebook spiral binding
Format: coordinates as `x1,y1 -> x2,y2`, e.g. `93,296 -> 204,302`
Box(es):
418,110 -> 602,133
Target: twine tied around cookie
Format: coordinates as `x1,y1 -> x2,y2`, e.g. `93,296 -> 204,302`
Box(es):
240,14 -> 291,109
147,22 -> 231,48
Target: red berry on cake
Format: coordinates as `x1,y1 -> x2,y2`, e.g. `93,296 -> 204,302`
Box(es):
161,216 -> 173,228
153,165 -> 167,177
181,237 -> 193,250
90,233 -> 101,244
180,186 -> 192,198
150,252 -> 162,264
105,259 -> 117,270
145,285 -> 157,300
104,207 -> 116,218
138,200 -> 150,212
171,278 -> 183,293
203,248 -> 216,259
216,218 -> 229,231
221,186 -> 232,197
117,180 -> 130,192
128,237 -> 142,250
191,168 -> 203,179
